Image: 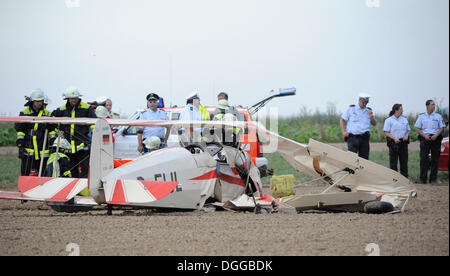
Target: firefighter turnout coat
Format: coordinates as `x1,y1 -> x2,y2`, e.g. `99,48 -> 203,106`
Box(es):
51,100 -> 97,154
15,104 -> 55,161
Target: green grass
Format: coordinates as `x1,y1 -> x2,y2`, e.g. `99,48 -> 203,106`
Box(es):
272,114 -> 422,144
0,153 -> 21,188
369,150 -> 448,184
0,123 -> 16,146
264,150 -> 448,186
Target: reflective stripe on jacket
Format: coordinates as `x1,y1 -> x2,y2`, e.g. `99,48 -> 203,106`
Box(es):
51,100 -> 97,153
15,105 -> 53,160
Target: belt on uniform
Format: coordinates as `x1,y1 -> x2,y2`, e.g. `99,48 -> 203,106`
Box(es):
348,132 -> 370,138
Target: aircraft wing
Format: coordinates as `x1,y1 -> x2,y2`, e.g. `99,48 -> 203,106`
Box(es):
0,116 -> 249,130
0,176 -> 90,203
255,123 -> 417,209
0,116 -> 98,125
0,176 -> 178,206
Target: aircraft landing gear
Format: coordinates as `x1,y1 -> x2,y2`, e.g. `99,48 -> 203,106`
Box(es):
107,204 -> 113,216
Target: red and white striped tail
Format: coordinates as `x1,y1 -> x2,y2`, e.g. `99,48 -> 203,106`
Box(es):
18,176 -> 88,203
105,180 -> 178,205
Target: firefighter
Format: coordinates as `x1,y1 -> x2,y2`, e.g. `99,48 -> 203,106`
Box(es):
44,138 -> 72,178
95,105 -> 110,119
15,89 -> 55,176
212,99 -> 231,121
51,87 -> 97,178
220,113 -> 241,147
213,92 -> 238,118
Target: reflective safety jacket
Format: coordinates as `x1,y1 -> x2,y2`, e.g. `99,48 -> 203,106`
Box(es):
44,152 -> 71,177
51,100 -> 97,154
199,105 -> 210,121
212,112 -> 239,134
15,105 -> 55,160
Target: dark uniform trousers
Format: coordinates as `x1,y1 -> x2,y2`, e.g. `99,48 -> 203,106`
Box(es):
347,132 -> 370,159
388,139 -> 409,178
419,135 -> 443,183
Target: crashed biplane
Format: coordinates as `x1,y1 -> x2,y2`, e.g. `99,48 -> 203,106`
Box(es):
0,116 -> 268,213
0,90 -> 416,215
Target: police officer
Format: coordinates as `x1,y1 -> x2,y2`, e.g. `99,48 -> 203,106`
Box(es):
15,89 -> 56,176
51,87 -> 97,178
340,93 -> 377,159
179,93 -> 205,122
137,93 -> 169,153
383,104 -> 411,177
185,92 -> 211,121
415,100 -> 445,184
178,93 -> 206,144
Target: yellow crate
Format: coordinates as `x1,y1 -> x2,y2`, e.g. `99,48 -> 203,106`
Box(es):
270,175 -> 296,198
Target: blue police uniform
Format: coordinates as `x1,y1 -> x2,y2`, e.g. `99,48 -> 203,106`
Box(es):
383,115 -> 411,177
179,104 -> 204,137
414,112 -> 445,135
179,104 -> 204,122
341,104 -> 373,159
138,108 -> 168,143
342,104 -> 373,135
415,112 -> 445,183
384,115 -> 411,139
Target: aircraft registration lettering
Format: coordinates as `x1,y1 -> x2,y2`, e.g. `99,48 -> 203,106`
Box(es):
154,172 -> 182,192
154,171 -> 178,182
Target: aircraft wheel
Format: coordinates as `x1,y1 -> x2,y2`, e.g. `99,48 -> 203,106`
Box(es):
364,201 -> 394,214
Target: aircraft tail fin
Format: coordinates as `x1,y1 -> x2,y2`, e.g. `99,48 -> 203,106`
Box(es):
89,119 -> 114,203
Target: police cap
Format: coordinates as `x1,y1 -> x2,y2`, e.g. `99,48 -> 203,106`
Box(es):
146,93 -> 160,101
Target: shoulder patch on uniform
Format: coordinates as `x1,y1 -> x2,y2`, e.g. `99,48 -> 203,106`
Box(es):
367,107 -> 372,110
349,105 -> 355,107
